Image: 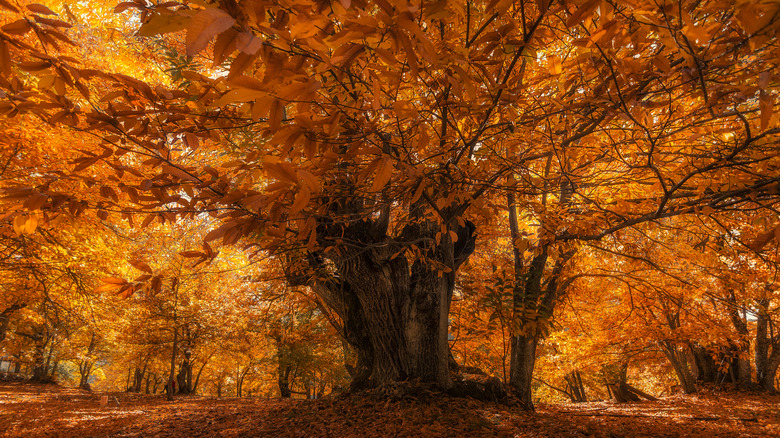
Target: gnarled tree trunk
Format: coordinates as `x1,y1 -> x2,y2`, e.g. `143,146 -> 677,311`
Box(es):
290,199 -> 476,391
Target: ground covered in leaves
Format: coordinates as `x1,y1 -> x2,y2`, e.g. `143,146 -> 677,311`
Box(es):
1,382 -> 779,437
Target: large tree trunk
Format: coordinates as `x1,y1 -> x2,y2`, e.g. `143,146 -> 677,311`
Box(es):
291,200 -> 475,392
662,343 -> 697,394
690,344 -> 717,383
0,304 -> 25,343
176,350 -> 193,394
510,335 -> 538,406
755,303 -> 780,392
726,293 -> 753,388
278,363 -> 293,398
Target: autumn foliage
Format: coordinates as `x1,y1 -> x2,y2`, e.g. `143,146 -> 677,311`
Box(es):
1,0 -> 780,434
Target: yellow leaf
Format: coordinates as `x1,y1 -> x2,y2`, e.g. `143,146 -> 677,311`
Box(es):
12,215 -> 25,235
0,41 -> 10,77
138,13 -> 189,37
411,180 -> 426,204
548,55 -> 562,75
1,19 -> 31,35
269,99 -> 283,132
95,283 -> 122,293
566,0 -> 600,28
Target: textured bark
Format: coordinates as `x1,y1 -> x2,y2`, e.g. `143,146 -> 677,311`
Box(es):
78,333 -> 96,390
132,362 -> 147,393
755,303 -> 780,392
167,328 -> 178,401
690,344 -> 717,383
726,294 -> 753,388
506,191 -> 574,411
0,304 -> 25,343
662,343 -> 697,394
510,334 -> 538,407
292,198 -> 475,391
176,350 -> 193,394
278,364 -> 293,398
564,371 -> 587,402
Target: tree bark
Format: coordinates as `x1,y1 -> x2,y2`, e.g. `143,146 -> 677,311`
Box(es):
506,191 -> 574,411
278,363 -> 293,398
133,361 -> 147,393
78,332 -> 96,390
662,342 -> 697,394
290,200 -> 475,392
167,327 -> 178,401
176,350 -> 192,394
564,371 -> 587,402
755,302 -> 780,392
0,304 -> 25,343
690,344 -> 717,383
726,293 -> 752,388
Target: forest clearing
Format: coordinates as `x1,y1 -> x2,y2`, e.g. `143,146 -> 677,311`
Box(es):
2,381 -> 780,437
2,0 -> 780,437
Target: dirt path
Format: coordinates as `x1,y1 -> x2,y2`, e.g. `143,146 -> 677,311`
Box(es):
1,382 -> 778,437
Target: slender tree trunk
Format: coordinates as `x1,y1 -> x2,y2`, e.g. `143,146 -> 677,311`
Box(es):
78,333 -> 96,390
192,354 -> 212,395
564,371 -> 587,402
506,191 -> 574,411
167,327 -> 178,401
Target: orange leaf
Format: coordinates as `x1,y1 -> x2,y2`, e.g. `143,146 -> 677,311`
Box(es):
129,260 -> 153,273
236,31 -> 262,55
26,4 -> 56,15
186,8 -> 235,56
269,99 -> 283,132
1,19 -> 32,35
290,185 -> 311,216
370,156 -> 393,192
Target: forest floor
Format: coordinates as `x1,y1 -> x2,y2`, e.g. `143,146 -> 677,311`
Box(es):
0,381 -> 779,437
